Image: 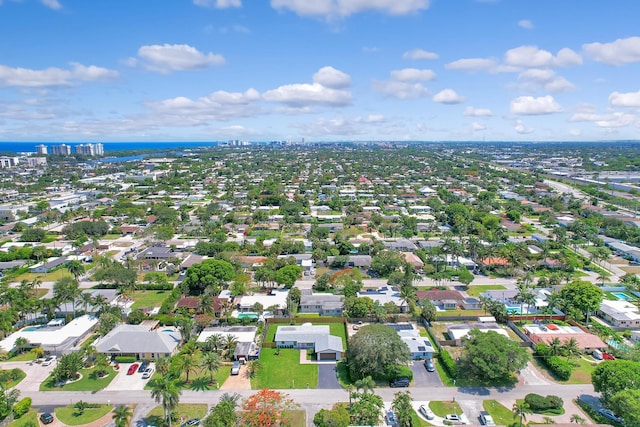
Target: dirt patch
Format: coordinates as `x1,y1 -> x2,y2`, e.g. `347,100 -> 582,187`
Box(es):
220,365 -> 251,390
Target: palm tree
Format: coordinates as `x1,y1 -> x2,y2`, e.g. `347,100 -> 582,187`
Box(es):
77,292 -> 94,315
67,260 -> 84,282
200,352 -> 221,384
549,337 -> 563,356
150,376 -> 181,427
14,337 -> 29,354
155,357 -> 171,376
354,375 -> 375,394
563,338 -> 581,361
91,295 -> 110,315
512,401 -> 532,427
113,405 -> 133,427
219,392 -> 242,407
177,352 -> 199,383
570,414 -> 586,424
74,400 -> 89,415
178,318 -> 196,343
246,360 -> 262,379
205,334 -> 223,353
222,334 -> 238,357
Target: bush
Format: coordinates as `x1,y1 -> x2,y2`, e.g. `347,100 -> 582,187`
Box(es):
13,397 -> 32,418
439,349 -> 458,379
524,393 -> 564,412
535,345 -> 572,380
386,365 -> 413,381
114,356 -> 137,363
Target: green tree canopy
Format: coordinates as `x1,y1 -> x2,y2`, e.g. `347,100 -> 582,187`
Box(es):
592,359 -> 640,403
347,324 -> 410,381
182,259 -> 235,295
559,280 -> 603,322
609,389 -> 640,426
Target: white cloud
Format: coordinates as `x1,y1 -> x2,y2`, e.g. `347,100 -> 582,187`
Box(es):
510,95 -> 562,115
270,0 -> 430,19
292,114 -> 388,136
403,48 -> 439,60
445,58 -> 497,72
193,0 -> 242,8
504,45 -> 581,68
464,106 -> 493,117
555,48 -> 583,67
583,37 -> 640,65
0,63 -> 118,87
263,83 -> 352,107
518,19 -> 533,29
514,119 -> 534,134
517,69 -> 575,93
609,90 -> 640,107
135,44 -> 225,74
432,89 -> 465,104
312,66 -> 351,89
389,68 -> 436,82
471,121 -> 486,131
372,80 -> 429,99
41,0 -> 62,9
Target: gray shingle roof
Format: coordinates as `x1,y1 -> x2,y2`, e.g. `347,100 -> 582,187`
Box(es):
94,324 -> 181,354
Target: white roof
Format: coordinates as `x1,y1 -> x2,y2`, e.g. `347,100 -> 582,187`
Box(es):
197,326 -> 257,344
447,323 -> 510,341
0,315 -> 98,352
237,289 -> 289,310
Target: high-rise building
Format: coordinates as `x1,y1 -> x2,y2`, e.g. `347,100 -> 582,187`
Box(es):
94,143 -> 104,156
50,144 -> 71,156
36,144 -> 48,155
75,144 -> 95,156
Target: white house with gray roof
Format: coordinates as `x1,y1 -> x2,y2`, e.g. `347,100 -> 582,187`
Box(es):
274,323 -> 344,360
94,324 -> 181,360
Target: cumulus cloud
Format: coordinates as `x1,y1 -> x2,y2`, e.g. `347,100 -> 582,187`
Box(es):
133,44 -> 225,74
41,0 -> 62,9
292,114 -> 388,136
372,80 -> 430,99
464,106 -> 493,117
313,66 -> 351,89
445,58 -> 498,72
270,0 -> 430,19
389,68 -> 436,82
609,90 -> 640,107
403,48 -> 439,60
263,83 -> 352,107
432,89 -> 465,104
504,45 -> 582,68
0,63 -> 118,87
514,119 -> 534,134
583,37 -> 640,65
517,69 -> 575,93
510,95 -> 562,115
570,111 -> 636,128
518,19 -> 533,29
471,121 -> 486,131
193,0 -> 241,8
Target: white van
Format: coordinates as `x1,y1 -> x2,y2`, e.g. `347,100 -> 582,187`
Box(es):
592,349 -> 603,360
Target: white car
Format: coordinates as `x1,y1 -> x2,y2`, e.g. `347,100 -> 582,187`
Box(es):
419,405 -> 435,420
444,414 -> 465,425
42,356 -> 56,366
142,368 -> 154,379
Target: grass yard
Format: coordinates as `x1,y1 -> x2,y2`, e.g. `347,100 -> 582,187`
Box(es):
283,410 -> 306,427
0,368 -> 26,387
147,403 -> 208,426
131,290 -> 171,309
7,409 -> 39,427
531,355 -> 596,384
144,362 -> 231,391
40,366 -> 117,391
411,411 -> 432,426
483,400 -> 515,425
55,404 -> 112,426
465,284 -> 507,298
436,309 -> 489,318
265,321 -> 348,349
252,348 -> 318,389
336,360 -> 353,387
429,401 -> 462,417
6,352 -> 36,362
12,268 -> 72,283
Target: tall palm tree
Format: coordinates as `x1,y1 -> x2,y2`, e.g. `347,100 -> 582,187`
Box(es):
200,352 -> 221,384
91,295 -> 110,315
155,357 -> 171,376
563,338 -> 581,361
177,352 -> 199,383
570,414 -> 586,424
77,292 -> 94,315
113,405 -> 133,427
67,260 -> 84,282
205,334 -> 223,353
512,401 -> 532,427
549,337 -> 563,356
150,376 -> 181,427
222,334 -> 238,357
354,375 -> 375,394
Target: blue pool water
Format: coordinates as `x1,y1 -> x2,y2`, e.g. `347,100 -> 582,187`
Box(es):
22,326 -> 44,332
238,313 -> 258,320
612,292 -> 636,301
162,329 -> 174,332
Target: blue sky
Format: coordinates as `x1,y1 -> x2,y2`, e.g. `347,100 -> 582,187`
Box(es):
1,0 -> 640,142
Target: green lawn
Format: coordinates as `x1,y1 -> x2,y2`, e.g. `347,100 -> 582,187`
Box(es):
147,403 -> 208,426
465,284 -> 507,298
12,268 -> 73,283
1,368 -> 26,388
531,355 -> 596,385
144,362 -> 232,391
483,400 -> 515,425
283,410 -> 306,427
252,348 -> 318,389
429,401 -> 462,417
40,366 -> 117,391
8,410 -> 39,427
55,404 -> 113,426
131,290 -> 171,310
5,352 -> 36,362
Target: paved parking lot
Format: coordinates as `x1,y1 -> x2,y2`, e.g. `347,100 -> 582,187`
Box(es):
410,360 -> 443,387
105,363 -> 152,391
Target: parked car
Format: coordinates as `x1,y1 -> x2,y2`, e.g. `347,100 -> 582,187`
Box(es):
353,321 -> 363,330
142,368 -> 154,379
385,410 -> 397,427
598,408 -> 623,423
419,405 -> 435,420
40,413 -> 54,424
424,359 -> 435,372
592,349 -> 603,360
444,414 -> 465,424
42,355 -> 56,366
138,361 -> 149,372
602,352 -> 616,360
389,377 -> 410,387
231,361 -> 241,375
181,418 -> 200,427
127,363 -> 139,375
479,411 -> 496,426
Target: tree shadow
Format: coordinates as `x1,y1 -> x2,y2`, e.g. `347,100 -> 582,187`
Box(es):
188,376 -> 212,391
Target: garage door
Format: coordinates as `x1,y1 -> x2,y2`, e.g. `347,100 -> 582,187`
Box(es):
319,352 -> 336,360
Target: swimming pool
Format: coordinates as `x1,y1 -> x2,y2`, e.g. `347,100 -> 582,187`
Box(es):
612,292 -> 636,302
238,313 -> 258,320
22,325 -> 44,332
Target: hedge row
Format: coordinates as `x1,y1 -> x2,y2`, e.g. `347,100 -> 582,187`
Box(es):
159,288 -> 182,315
386,365 -> 413,381
439,349 -> 458,379
524,393 -> 564,412
114,356 -> 137,363
94,282 -> 174,291
535,344 -> 572,380
13,397 -> 31,419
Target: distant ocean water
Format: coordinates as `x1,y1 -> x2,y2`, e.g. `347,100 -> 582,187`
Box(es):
0,141 -> 219,153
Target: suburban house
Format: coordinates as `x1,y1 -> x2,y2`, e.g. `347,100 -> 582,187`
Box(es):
387,323 -> 435,360
326,255 -> 372,269
523,323 -> 607,352
597,300 -> 640,328
94,324 -> 182,360
299,292 -> 344,316
274,323 -> 344,360
236,289 -> 289,313
447,322 -> 510,346
197,326 -> 259,361
29,257 -> 69,273
416,289 -> 465,310
357,287 -> 409,313
137,246 -> 176,260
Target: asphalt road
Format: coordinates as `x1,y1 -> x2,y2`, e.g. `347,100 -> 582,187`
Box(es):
410,360 -> 443,387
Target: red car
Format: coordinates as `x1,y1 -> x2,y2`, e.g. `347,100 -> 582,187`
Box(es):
127,363 -> 139,375
602,352 -> 616,360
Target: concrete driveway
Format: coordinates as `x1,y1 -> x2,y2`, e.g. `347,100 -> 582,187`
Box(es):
317,363 -> 340,389
0,360 -> 55,392
410,360 -> 443,387
105,363 -> 151,391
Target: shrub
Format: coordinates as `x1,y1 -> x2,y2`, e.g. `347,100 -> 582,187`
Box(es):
544,356 -> 572,381
114,356 -> 137,363
386,364 -> 413,381
439,349 -> 458,379
524,394 -> 564,412
13,397 -> 32,418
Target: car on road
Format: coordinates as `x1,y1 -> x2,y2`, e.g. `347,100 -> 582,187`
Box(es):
444,414 -> 465,424
598,408 -> 623,423
40,412 -> 54,424
424,359 -> 435,372
231,361 -> 241,375
181,418 -> 200,427
42,355 -> 56,366
479,411 -> 496,426
142,368 -> 154,379
127,363 -> 139,375
419,405 -> 435,420
389,377 -> 410,387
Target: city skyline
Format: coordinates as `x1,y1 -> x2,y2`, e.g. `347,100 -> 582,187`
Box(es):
1,0 -> 640,142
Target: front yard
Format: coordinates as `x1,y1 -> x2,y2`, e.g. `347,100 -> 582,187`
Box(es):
130,290 -> 172,310
252,348 -> 318,389
55,404 -> 113,426
531,355 -> 597,384
146,403 -> 208,426
465,284 -> 507,297
40,365 -> 117,391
